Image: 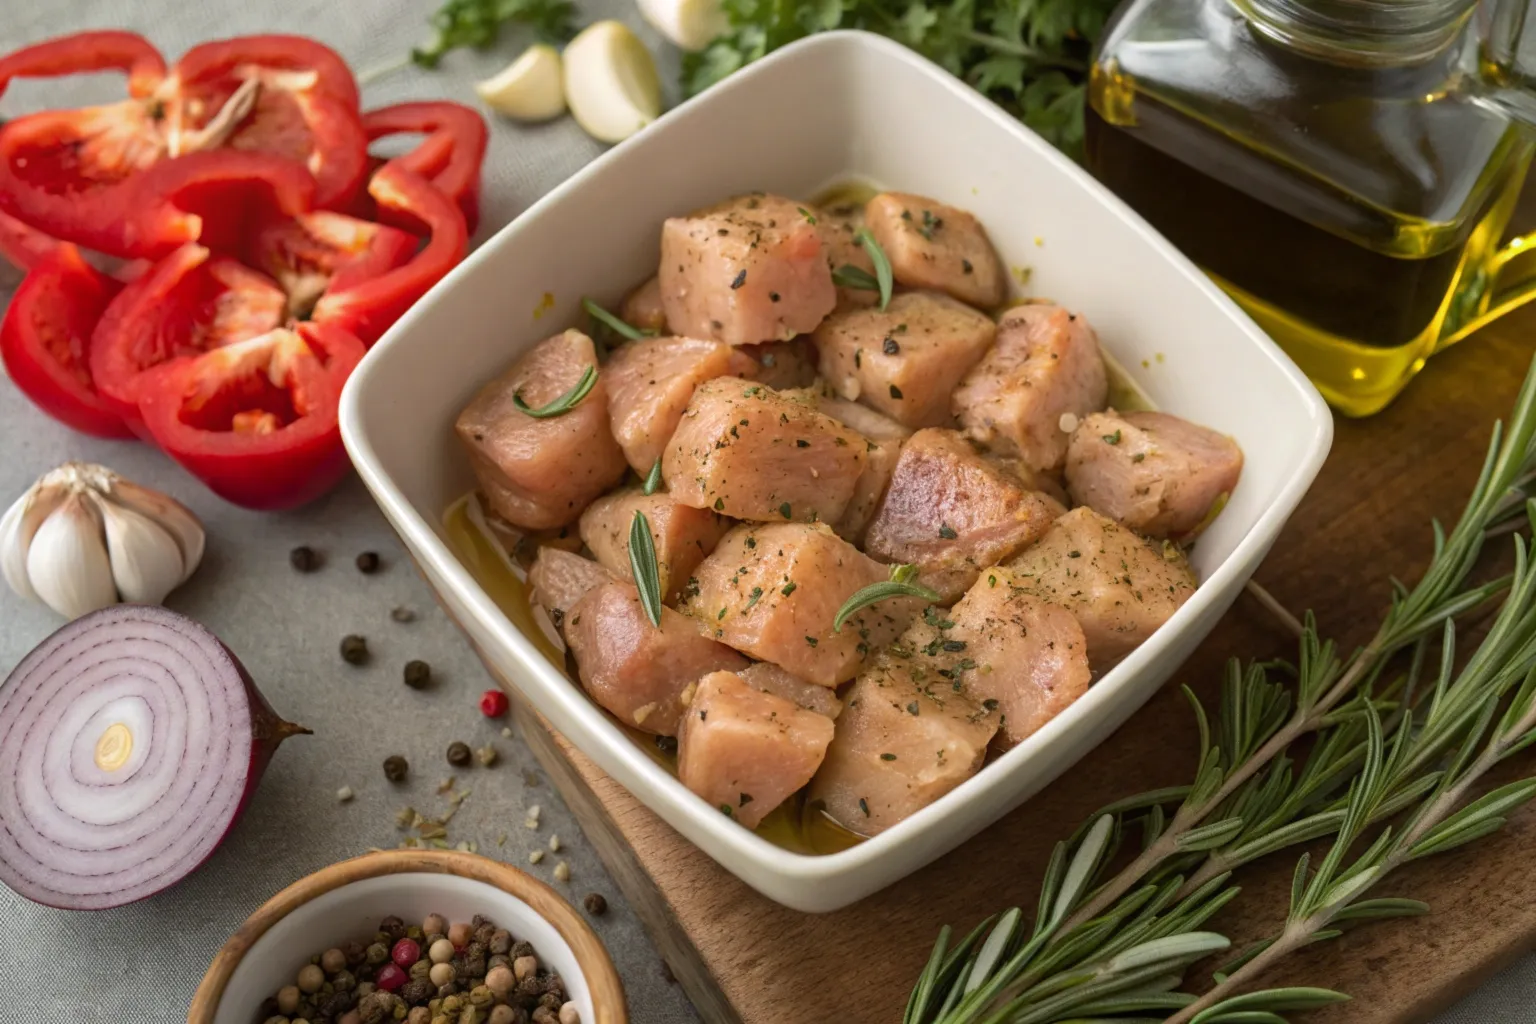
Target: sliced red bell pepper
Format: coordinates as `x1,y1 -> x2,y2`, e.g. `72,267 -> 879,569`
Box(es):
0,243 -> 133,438
89,242 -> 287,430
129,148 -> 317,257
310,163 -> 468,346
171,38 -> 368,212
360,102 -> 488,233
136,322 -> 364,510
0,208 -> 66,272
0,30 -> 165,102
244,210 -> 417,321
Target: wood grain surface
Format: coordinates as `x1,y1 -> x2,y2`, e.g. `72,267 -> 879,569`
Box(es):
490,309 -> 1536,1024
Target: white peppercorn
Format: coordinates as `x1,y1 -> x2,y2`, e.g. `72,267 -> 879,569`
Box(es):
484,965 -> 514,999
297,964 -> 325,994
423,913 -> 448,936
322,948 -> 348,974
488,1008 -> 514,1024
513,955 -> 538,982
429,939 -> 455,964
430,962 -> 456,987
278,986 -> 302,1014
559,1004 -> 580,1024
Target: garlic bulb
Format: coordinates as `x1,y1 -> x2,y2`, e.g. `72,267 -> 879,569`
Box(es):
0,463 -> 206,620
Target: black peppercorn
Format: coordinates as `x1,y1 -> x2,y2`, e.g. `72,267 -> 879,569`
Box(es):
582,892 -> 607,916
538,991 -> 563,1011
489,929 -> 512,955
290,546 -> 320,572
400,978 -> 434,1005
380,915 -> 406,940
333,969 -> 357,992
474,922 -> 496,946
356,551 -> 381,574
447,741 -> 472,767
383,755 -> 409,783
404,660 -> 432,689
466,940 -> 488,959
488,954 -> 511,971
437,982 -> 459,998
391,606 -> 416,623
343,941 -> 367,968
466,955 -> 487,978
509,941 -> 534,960
341,634 -> 369,665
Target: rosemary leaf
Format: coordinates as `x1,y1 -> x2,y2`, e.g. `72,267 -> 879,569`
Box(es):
833,564 -> 940,631
857,228 -> 895,310
1189,986 -> 1350,1023
514,364 -> 597,418
832,264 -> 881,292
643,458 -> 664,495
583,297 -> 651,340
628,510 -> 663,628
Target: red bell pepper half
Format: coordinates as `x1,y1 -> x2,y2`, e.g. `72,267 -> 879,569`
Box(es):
361,102 -> 488,234
171,35 -> 360,112
311,163 -> 468,346
244,210 -> 418,322
136,322 -> 364,510
0,243 -> 134,438
89,242 -> 287,430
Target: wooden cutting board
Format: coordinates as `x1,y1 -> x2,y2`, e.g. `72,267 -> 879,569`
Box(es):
483,314 -> 1536,1023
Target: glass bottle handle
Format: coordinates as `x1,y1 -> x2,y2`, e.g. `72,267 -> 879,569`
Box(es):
1440,231 -> 1536,348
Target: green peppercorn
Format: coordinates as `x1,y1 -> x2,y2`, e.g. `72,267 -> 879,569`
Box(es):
341,634 -> 369,665
404,660 -> 433,689
468,985 -> 494,1008
290,546 -> 320,572
367,943 -> 390,966
441,996 -> 463,1015
384,755 -> 409,783
446,742 -> 472,767
409,960 -> 432,981
357,551 -> 382,574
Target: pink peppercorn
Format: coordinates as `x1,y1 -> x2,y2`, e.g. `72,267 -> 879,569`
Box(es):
480,689 -> 509,718
376,963 -> 407,992
391,937 -> 421,969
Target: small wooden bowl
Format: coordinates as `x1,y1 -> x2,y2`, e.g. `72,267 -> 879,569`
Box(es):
189,850 -> 627,1023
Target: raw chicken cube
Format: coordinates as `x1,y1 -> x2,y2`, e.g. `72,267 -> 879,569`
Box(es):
835,437 -> 902,546
864,429 -> 1065,602
659,194 -> 836,346
953,303 -> 1108,473
739,662 -> 843,720
817,396 -> 914,443
620,275 -> 670,334
578,487 -> 733,603
818,205 -> 879,310
815,292 -> 996,429
680,523 -> 918,686
1065,410 -> 1244,540
662,377 -> 868,525
604,336 -> 754,474
737,338 -> 820,390
565,581 -> 748,736
1005,507 -> 1197,666
677,670 -> 835,829
808,655 -> 997,835
946,568 -> 1092,750
863,192 -> 1006,309
528,547 -> 619,632
456,330 -> 629,529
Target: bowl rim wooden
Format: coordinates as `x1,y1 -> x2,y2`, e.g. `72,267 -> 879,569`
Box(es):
187,849 -> 628,1023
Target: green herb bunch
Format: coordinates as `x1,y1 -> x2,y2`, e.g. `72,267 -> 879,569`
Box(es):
682,0 -> 1121,158
903,355 -> 1536,1023
411,0 -> 578,69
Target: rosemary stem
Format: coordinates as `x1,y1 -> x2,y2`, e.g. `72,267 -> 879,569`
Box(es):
1165,917 -> 1324,1023
1244,579 -> 1305,639
355,56 -> 412,86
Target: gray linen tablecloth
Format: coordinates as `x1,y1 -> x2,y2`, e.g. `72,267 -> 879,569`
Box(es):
0,3 -> 1531,1022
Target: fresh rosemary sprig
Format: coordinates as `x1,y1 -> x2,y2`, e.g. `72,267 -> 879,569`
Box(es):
583,297 -> 652,342
834,564 -> 940,632
643,458 -> 664,496
859,228 -> 894,310
513,364 -> 598,418
904,354 -> 1536,1024
628,510 -> 664,628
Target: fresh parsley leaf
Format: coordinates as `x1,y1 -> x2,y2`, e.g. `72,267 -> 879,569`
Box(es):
411,0 -> 577,69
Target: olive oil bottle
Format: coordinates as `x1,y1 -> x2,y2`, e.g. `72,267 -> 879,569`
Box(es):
1086,0 -> 1536,415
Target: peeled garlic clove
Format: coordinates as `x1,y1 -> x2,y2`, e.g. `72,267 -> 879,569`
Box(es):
477,44 -> 567,122
27,492 -> 118,620
1,482 -> 66,604
637,0 -> 727,51
98,495 -> 186,605
562,20 -> 662,144
106,477 -> 205,584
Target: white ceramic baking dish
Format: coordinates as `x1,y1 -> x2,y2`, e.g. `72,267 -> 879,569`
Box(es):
340,30 -> 1332,913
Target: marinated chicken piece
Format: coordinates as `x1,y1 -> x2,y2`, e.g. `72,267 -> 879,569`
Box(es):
578,487 -> 733,603
815,292 -> 996,429
1065,410 -> 1244,540
565,581 -> 749,735
819,206 -> 879,310
986,453 -> 1070,507
946,569 -> 1091,750
817,395 -> 913,443
953,303 -> 1108,473
863,192 -> 1006,309
809,655 -> 997,835
739,662 -> 843,720
864,429 -> 1065,602
1005,507 -> 1197,666
680,523 -> 919,686
659,194 -> 836,346
737,338 -> 820,389
677,670 -> 835,829
604,335 -> 754,474
835,437 -> 901,546
662,377 -> 868,525
528,548 -> 619,632
456,330 -> 629,529
620,275 -> 670,334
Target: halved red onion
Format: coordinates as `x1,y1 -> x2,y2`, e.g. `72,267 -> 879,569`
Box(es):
0,604 -> 308,909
